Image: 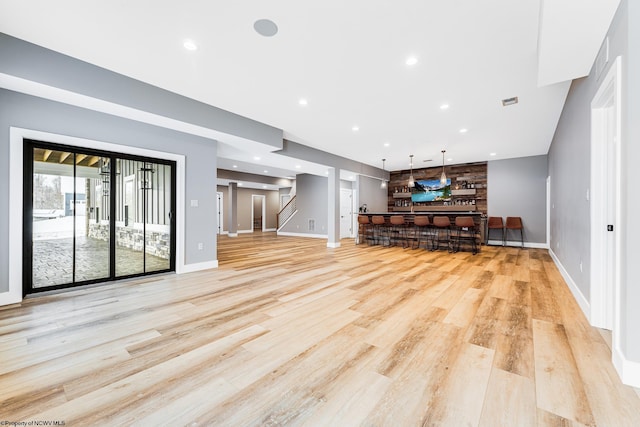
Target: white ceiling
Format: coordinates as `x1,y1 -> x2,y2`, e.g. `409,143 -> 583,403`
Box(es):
0,0 -> 619,181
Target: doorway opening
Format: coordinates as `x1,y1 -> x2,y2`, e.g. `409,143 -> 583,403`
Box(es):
340,189 -> 354,238
23,139 -> 176,295
252,194 -> 266,232
590,56 -> 621,337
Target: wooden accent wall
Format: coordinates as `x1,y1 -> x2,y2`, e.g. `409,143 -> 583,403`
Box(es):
388,162 -> 487,213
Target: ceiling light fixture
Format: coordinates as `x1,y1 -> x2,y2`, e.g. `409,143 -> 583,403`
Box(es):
295,165 -> 301,169
408,154 -> 415,188
232,165 -> 238,168
183,40 -> 198,51
253,156 -> 261,161
406,56 -> 418,66
490,152 -> 497,156
440,104 -> 450,110
299,98 -> 308,106
440,150 -> 447,186
380,159 -> 387,189
459,128 -> 468,133
383,142 -> 390,147
352,125 -> 359,132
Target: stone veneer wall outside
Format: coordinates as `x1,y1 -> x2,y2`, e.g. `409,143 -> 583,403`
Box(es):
88,223 -> 170,260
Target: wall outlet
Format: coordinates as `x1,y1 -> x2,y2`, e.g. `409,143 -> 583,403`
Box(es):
197,242 -> 203,250
579,260 -> 583,272
190,199 -> 199,207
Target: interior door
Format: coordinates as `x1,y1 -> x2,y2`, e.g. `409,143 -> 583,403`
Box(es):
340,189 -> 353,238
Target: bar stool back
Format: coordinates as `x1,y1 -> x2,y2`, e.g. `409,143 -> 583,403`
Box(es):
371,215 -> 387,246
487,216 -> 505,246
389,215 -> 408,248
432,216 -> 452,252
412,215 -> 432,250
452,216 -> 478,254
505,216 -> 524,247
357,215 -> 372,245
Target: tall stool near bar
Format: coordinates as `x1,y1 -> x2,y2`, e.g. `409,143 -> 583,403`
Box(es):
432,216 -> 452,252
505,216 -> 524,247
389,215 -> 408,248
487,216 -> 505,246
357,215 -> 373,245
371,215 -> 388,246
412,215 -> 432,250
452,216 -> 479,254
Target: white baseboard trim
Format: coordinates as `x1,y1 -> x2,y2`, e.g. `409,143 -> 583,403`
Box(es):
0,289 -> 22,307
238,229 -> 254,234
228,233 -> 238,237
613,345 -> 640,388
487,239 -> 549,249
264,228 -> 276,232
178,260 -> 218,274
276,232 -> 328,239
548,249 -> 591,319
327,242 -> 341,248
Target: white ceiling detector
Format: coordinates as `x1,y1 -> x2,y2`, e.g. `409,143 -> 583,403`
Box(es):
254,19 -> 278,37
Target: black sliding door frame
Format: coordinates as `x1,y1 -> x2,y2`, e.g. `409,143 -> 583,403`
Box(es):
23,139 -> 176,295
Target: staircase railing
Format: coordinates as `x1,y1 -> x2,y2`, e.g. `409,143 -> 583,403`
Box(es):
277,196 -> 297,230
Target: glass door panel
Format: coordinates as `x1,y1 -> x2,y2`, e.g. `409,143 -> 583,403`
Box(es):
144,162 -> 172,273
32,148 -> 74,288
75,155 -> 111,282
116,159 -> 144,276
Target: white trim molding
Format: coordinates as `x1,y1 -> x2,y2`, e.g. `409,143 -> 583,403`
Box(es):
613,349 -> 640,388
487,240 -> 549,249
548,249 -> 591,319
180,260 -> 219,274
276,232 -> 328,239
327,242 -> 341,248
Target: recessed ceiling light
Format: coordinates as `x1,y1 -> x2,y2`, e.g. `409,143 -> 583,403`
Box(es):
238,183 -> 243,186
232,165 -> 238,168
349,175 -> 354,180
295,165 -> 301,169
383,142 -> 390,147
490,152 -> 497,156
298,98 -> 308,106
440,104 -> 450,110
406,56 -> 418,66
262,185 -> 267,189
447,158 -> 453,162
253,156 -> 261,161
352,126 -> 359,132
287,176 -> 295,179
264,170 -> 269,173
459,128 -> 468,133
183,40 -> 198,51
325,171 -> 329,175
254,19 -> 278,37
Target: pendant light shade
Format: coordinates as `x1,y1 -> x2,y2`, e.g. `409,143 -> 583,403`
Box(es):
440,150 -> 447,186
380,158 -> 387,189
408,154 -> 415,188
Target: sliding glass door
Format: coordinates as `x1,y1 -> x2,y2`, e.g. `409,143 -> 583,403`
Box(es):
24,140 -> 175,294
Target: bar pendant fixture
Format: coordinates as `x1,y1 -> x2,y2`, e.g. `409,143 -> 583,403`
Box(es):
380,158 -> 387,189
440,150 -> 447,186
408,154 -> 415,188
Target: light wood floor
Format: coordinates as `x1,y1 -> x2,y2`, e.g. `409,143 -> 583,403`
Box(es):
1,233 -> 639,426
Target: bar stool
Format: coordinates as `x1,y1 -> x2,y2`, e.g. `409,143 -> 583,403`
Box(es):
505,216 -> 524,247
412,215 -> 432,250
487,216 -> 505,246
389,215 -> 408,248
452,216 -> 478,254
371,215 -> 388,246
431,216 -> 452,252
357,215 -> 373,245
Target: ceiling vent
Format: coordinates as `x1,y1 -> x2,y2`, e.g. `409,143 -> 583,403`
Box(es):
502,96 -> 519,106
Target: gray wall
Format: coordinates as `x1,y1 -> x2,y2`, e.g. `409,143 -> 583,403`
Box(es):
280,174 -> 328,235
358,175 -> 388,213
0,89 -> 218,292
216,186 -> 279,231
487,155 -> 548,244
549,0 -> 640,361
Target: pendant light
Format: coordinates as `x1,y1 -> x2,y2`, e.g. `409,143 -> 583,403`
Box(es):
440,150 -> 447,186
408,154 -> 415,188
380,158 -> 387,189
